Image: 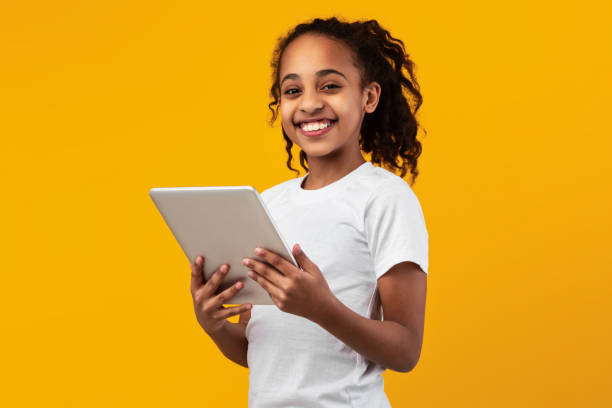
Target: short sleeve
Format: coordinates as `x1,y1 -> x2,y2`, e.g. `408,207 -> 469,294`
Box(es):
364,180 -> 429,278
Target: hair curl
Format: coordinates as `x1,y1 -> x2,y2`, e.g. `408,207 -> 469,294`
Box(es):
267,16 -> 426,185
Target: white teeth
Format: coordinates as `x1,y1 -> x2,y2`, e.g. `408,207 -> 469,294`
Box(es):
301,120 -> 334,131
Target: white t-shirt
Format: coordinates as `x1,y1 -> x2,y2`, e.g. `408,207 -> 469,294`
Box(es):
246,161 -> 429,408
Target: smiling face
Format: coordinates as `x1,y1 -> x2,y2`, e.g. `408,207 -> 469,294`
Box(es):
278,33 -> 380,162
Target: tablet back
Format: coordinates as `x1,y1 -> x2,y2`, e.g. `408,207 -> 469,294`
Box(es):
149,186 -> 296,305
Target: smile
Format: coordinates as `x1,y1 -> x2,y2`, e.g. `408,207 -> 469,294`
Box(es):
296,119 -> 337,138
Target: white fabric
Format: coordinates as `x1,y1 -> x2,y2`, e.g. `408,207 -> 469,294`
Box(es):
246,161 -> 428,408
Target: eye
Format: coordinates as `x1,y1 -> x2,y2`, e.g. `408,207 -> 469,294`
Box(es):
283,84 -> 340,95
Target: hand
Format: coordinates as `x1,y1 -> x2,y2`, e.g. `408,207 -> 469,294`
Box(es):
242,244 -> 336,323
190,255 -> 252,335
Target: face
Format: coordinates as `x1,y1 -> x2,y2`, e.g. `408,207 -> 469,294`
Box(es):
278,34 -> 380,161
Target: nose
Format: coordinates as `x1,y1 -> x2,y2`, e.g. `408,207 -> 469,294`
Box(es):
298,88 -> 324,114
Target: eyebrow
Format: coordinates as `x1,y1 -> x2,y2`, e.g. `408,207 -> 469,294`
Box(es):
280,69 -> 347,86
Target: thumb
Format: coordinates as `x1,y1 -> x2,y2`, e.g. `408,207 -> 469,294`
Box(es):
292,243 -> 319,274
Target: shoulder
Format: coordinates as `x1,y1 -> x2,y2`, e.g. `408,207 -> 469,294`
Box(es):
259,177 -> 300,206
343,162 -> 409,200
364,166 -> 423,215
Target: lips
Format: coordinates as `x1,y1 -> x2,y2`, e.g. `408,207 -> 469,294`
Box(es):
297,119 -> 337,138
295,118 -> 337,127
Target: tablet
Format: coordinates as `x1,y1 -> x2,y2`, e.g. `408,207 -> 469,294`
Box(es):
149,186 -> 297,305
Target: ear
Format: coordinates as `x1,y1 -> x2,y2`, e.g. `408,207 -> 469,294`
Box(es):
363,81 -> 381,114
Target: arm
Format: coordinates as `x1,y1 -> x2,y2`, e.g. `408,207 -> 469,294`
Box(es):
207,309 -> 251,368
314,261 -> 427,373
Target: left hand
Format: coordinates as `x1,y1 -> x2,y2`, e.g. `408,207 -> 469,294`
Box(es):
242,243 -> 336,322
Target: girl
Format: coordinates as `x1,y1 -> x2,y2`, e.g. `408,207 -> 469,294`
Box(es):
190,16 -> 428,408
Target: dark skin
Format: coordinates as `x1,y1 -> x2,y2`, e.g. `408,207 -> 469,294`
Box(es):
241,33 -> 427,372
242,245 -> 427,372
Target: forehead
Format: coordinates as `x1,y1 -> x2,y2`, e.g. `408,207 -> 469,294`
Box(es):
280,34 -> 358,80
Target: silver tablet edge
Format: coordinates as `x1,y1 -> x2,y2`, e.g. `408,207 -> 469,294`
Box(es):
149,186 -> 299,268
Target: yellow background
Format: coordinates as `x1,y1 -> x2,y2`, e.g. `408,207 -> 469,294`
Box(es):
1,1 -> 610,406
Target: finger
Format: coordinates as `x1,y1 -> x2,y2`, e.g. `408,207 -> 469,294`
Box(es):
190,256 -> 204,293
200,263 -> 229,299
248,269 -> 285,301
292,243 -> 320,275
244,257 -> 289,290
213,280 -> 246,307
211,303 -> 252,320
253,247 -> 297,278
238,308 -> 252,325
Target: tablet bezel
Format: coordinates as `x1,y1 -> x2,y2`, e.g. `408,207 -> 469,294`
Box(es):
149,186 -> 297,305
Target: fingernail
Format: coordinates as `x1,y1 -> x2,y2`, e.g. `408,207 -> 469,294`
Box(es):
235,282 -> 242,288
254,247 -> 264,255
246,304 -> 252,309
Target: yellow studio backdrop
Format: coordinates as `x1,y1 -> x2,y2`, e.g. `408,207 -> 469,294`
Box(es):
1,1 -> 610,407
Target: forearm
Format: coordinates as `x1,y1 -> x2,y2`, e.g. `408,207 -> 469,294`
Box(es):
207,321 -> 249,368
313,296 -> 420,373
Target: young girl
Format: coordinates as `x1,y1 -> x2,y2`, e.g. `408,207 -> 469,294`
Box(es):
190,16 -> 428,408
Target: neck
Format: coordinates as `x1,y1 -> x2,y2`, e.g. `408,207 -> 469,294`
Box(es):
301,154 -> 367,190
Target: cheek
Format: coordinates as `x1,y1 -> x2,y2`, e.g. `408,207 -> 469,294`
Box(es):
331,96 -> 359,118
335,101 -> 364,136
279,103 -> 293,125
279,107 -> 298,141
335,104 -> 359,127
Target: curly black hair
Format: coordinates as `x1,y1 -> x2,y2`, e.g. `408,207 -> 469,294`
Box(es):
267,16 -> 426,186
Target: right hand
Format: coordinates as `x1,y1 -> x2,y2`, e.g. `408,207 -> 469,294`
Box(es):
190,255 -> 252,335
